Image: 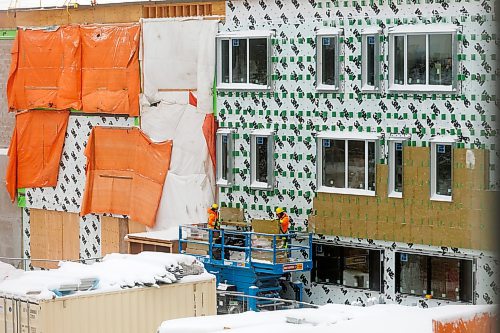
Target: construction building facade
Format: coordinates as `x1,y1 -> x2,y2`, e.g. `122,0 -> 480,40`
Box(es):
215,0 -> 498,307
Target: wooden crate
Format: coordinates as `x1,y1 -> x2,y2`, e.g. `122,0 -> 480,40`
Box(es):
125,234 -> 181,254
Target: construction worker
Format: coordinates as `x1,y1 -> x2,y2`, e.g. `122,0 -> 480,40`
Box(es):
276,207 -> 290,249
207,203 -> 220,230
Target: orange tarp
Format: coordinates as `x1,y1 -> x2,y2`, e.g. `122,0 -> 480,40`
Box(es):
433,313 -> 496,333
80,127 -> 173,227
202,113 -> 217,170
7,24 -> 140,116
6,110 -> 70,202
81,25 -> 140,115
7,26 -> 82,111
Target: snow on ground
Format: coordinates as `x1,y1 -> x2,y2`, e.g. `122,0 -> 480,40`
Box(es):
158,303 -> 497,333
0,262 -> 23,282
0,252 -> 213,300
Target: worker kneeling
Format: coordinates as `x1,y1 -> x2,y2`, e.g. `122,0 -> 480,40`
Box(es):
276,207 -> 290,253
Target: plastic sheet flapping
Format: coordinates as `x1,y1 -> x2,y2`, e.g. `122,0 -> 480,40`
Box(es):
141,98 -> 215,232
80,127 -> 173,227
7,24 -> 140,115
6,110 -> 70,202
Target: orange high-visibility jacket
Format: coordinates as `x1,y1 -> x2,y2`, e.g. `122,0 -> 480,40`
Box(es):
207,209 -> 219,229
279,213 -> 290,233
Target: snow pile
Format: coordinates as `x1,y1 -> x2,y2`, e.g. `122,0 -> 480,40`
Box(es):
158,303 -> 497,333
0,262 -> 23,282
0,252 -> 212,300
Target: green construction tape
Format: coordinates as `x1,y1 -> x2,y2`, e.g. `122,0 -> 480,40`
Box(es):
17,188 -> 26,208
0,30 -> 16,40
213,72 -> 217,117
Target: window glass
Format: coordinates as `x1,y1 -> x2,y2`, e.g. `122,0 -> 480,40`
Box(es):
460,260 -> 473,303
436,144 -> 452,196
232,38 -> 247,84
348,140 -> 365,189
322,139 -> 345,188
429,34 -> 453,86
343,248 -> 370,288
394,142 -> 403,193
221,40 -> 230,84
407,35 -> 426,85
255,136 -> 268,183
399,253 -> 428,295
313,244 -> 342,284
366,35 -> 376,86
321,37 -> 336,86
394,36 -> 405,85
368,141 -> 376,191
431,257 -> 460,301
221,134 -> 229,181
249,38 -> 267,85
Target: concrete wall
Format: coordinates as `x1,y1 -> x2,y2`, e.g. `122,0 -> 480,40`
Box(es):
0,154 -> 22,265
0,39 -> 14,148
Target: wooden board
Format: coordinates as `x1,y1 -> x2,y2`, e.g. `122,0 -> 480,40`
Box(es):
29,209 -> 79,269
101,216 -> 129,256
219,207 -> 246,226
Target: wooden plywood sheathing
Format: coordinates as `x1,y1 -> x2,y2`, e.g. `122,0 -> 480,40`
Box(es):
101,216 -> 130,256
29,209 -> 80,269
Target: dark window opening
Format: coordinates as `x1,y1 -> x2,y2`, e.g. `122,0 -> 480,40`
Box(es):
312,244 -> 383,292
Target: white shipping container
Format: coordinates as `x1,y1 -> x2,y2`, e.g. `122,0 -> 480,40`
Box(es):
0,278 -> 216,333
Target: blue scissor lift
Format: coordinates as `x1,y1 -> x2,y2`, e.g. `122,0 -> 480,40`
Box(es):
178,224 -> 313,312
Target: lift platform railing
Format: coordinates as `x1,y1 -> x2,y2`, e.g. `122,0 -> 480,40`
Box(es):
179,224 -> 312,266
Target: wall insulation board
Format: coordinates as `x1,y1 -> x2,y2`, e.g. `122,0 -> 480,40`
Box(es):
217,0 -> 497,307
0,278 -> 216,333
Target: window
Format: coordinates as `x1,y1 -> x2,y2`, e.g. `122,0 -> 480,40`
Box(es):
317,132 -> 379,195
250,130 -> 274,189
217,31 -> 271,89
312,244 -> 383,291
388,24 -> 458,92
361,28 -> 381,90
316,28 -> 341,91
396,252 -> 473,302
387,137 -> 409,198
430,136 -> 455,201
216,129 -> 235,186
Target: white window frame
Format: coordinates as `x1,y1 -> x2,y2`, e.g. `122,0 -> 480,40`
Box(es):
388,24 -> 458,93
316,28 -> 342,92
316,132 -> 380,196
216,128 -> 236,187
361,27 -> 381,91
216,30 -> 272,91
387,135 -> 410,198
430,135 -> 457,202
250,129 -> 274,190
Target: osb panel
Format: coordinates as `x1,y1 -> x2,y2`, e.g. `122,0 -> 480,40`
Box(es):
128,219 -> 146,234
310,147 -> 494,251
0,1 -> 224,28
0,5 -> 143,28
101,216 -> 129,256
30,209 -> 79,269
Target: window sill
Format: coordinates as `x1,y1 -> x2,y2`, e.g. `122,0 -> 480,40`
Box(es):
388,84 -> 457,94
316,84 -> 340,92
397,293 -> 470,304
430,194 -> 453,202
217,83 -> 271,91
388,191 -> 403,199
318,186 -> 376,197
250,182 -> 273,191
361,85 -> 380,92
216,180 -> 232,187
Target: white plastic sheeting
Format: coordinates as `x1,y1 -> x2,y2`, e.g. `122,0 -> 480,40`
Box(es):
141,18 -> 218,113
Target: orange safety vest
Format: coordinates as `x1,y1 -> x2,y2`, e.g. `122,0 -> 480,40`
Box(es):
207,209 -> 219,229
279,213 -> 290,233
